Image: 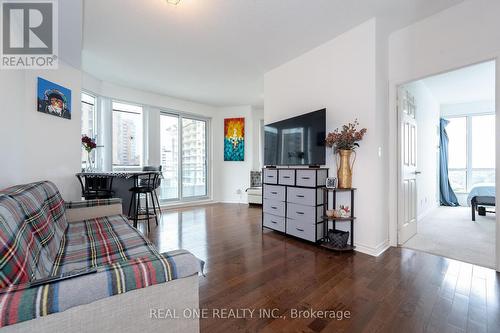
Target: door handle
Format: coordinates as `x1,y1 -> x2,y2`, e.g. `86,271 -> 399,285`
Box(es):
413,171 -> 422,175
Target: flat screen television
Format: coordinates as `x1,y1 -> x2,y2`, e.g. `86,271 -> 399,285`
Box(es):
264,109 -> 326,166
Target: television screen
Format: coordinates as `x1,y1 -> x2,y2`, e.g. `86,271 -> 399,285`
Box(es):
264,109 -> 326,166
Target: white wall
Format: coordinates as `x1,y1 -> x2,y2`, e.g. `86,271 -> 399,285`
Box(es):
387,0 -> 500,269
404,81 -> 440,219
0,61 -> 83,200
251,108 -> 264,171
265,19 -> 390,256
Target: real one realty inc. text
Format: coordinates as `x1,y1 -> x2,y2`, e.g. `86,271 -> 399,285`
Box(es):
150,308 -> 351,320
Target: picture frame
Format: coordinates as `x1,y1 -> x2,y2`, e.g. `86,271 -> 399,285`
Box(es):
326,177 -> 337,189
37,77 -> 72,120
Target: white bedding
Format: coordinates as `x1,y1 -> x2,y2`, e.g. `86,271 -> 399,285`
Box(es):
467,183 -> 496,206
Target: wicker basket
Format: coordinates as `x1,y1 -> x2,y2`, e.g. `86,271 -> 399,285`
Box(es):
327,229 -> 350,248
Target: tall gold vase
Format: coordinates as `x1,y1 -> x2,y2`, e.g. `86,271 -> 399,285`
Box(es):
337,149 -> 356,189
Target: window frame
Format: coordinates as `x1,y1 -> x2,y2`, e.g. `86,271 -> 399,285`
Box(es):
111,99 -> 144,169
160,110 -> 210,203
445,112 -> 495,193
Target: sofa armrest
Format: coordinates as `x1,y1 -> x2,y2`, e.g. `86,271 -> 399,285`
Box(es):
65,198 -> 123,222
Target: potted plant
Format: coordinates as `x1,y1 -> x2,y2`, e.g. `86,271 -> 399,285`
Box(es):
81,135 -> 97,171
325,119 -> 367,188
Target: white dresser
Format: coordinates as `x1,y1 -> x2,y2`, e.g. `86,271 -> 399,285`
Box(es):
262,167 -> 328,242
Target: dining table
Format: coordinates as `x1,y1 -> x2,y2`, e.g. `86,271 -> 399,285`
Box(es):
75,171 -> 161,217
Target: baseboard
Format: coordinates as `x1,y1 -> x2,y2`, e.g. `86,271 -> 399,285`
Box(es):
159,199 -> 216,210
355,240 -> 391,257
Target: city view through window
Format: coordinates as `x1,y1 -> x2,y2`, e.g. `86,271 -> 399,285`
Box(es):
160,114 -> 207,200
112,102 -> 143,167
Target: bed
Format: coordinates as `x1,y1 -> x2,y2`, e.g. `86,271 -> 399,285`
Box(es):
467,183 -> 496,221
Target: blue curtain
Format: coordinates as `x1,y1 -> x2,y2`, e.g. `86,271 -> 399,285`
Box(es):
439,118 -> 459,206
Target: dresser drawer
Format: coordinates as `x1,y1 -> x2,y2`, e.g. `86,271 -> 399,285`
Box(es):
278,169 -> 295,186
296,169 -> 328,187
263,199 -> 285,217
287,187 -> 323,206
263,169 -> 278,184
287,203 -> 323,222
286,218 -> 322,242
263,213 -> 285,232
263,184 -> 285,201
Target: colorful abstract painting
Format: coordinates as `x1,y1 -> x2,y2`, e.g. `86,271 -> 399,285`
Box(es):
224,117 -> 245,161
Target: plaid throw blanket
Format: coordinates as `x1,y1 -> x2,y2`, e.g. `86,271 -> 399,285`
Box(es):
0,250 -> 202,328
64,198 -> 122,209
0,181 -> 67,286
51,214 -> 158,275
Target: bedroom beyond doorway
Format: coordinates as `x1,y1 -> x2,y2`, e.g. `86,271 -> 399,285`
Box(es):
398,60 -> 496,268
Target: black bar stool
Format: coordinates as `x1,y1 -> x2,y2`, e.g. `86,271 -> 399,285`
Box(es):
142,166 -> 163,217
128,172 -> 160,233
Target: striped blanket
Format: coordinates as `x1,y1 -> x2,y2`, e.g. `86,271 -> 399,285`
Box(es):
0,249 -> 201,327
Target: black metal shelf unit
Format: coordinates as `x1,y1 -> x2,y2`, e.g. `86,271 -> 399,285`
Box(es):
321,188 -> 356,251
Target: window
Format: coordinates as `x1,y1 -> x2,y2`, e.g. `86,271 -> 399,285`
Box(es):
446,114 -> 495,193
81,92 -> 96,169
447,117 -> 467,193
182,118 -> 207,198
471,115 -> 496,186
160,114 -> 179,200
159,113 -> 208,201
112,101 -> 143,167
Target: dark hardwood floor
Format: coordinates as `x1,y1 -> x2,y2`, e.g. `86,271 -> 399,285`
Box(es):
138,203 -> 500,333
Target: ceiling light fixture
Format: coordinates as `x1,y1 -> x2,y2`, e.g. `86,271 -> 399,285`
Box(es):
166,0 -> 181,5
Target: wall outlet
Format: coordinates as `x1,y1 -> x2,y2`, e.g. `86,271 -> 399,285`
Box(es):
236,189 -> 242,195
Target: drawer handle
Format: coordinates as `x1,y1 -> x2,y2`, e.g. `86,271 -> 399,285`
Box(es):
296,212 -> 304,215
301,177 -> 311,180
271,191 -> 278,194
283,176 -> 291,179
296,195 -> 304,198
296,228 -> 304,232
271,206 -> 277,209
271,221 -> 278,224
268,175 -> 275,178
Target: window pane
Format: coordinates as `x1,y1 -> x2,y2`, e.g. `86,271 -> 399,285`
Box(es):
182,118 -> 207,197
112,102 -> 143,167
472,115 -> 495,168
81,93 -> 95,138
449,169 -> 467,193
160,114 -> 179,200
81,93 -> 96,169
470,169 -> 495,188
446,117 -> 467,169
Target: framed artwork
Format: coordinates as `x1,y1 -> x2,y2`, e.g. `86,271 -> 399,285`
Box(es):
37,77 -> 72,120
224,117 -> 245,161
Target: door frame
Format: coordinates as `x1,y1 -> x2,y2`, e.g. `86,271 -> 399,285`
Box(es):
388,57 -> 499,270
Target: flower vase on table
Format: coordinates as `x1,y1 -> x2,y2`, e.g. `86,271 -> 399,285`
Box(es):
82,135 -> 97,172
325,119 -> 367,189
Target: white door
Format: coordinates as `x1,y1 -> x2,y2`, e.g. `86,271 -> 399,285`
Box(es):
398,88 -> 418,244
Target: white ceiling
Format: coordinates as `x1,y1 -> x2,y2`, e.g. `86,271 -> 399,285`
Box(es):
82,0 -> 464,107
422,61 -> 496,105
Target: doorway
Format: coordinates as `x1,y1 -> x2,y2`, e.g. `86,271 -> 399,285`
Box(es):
397,60 -> 496,268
